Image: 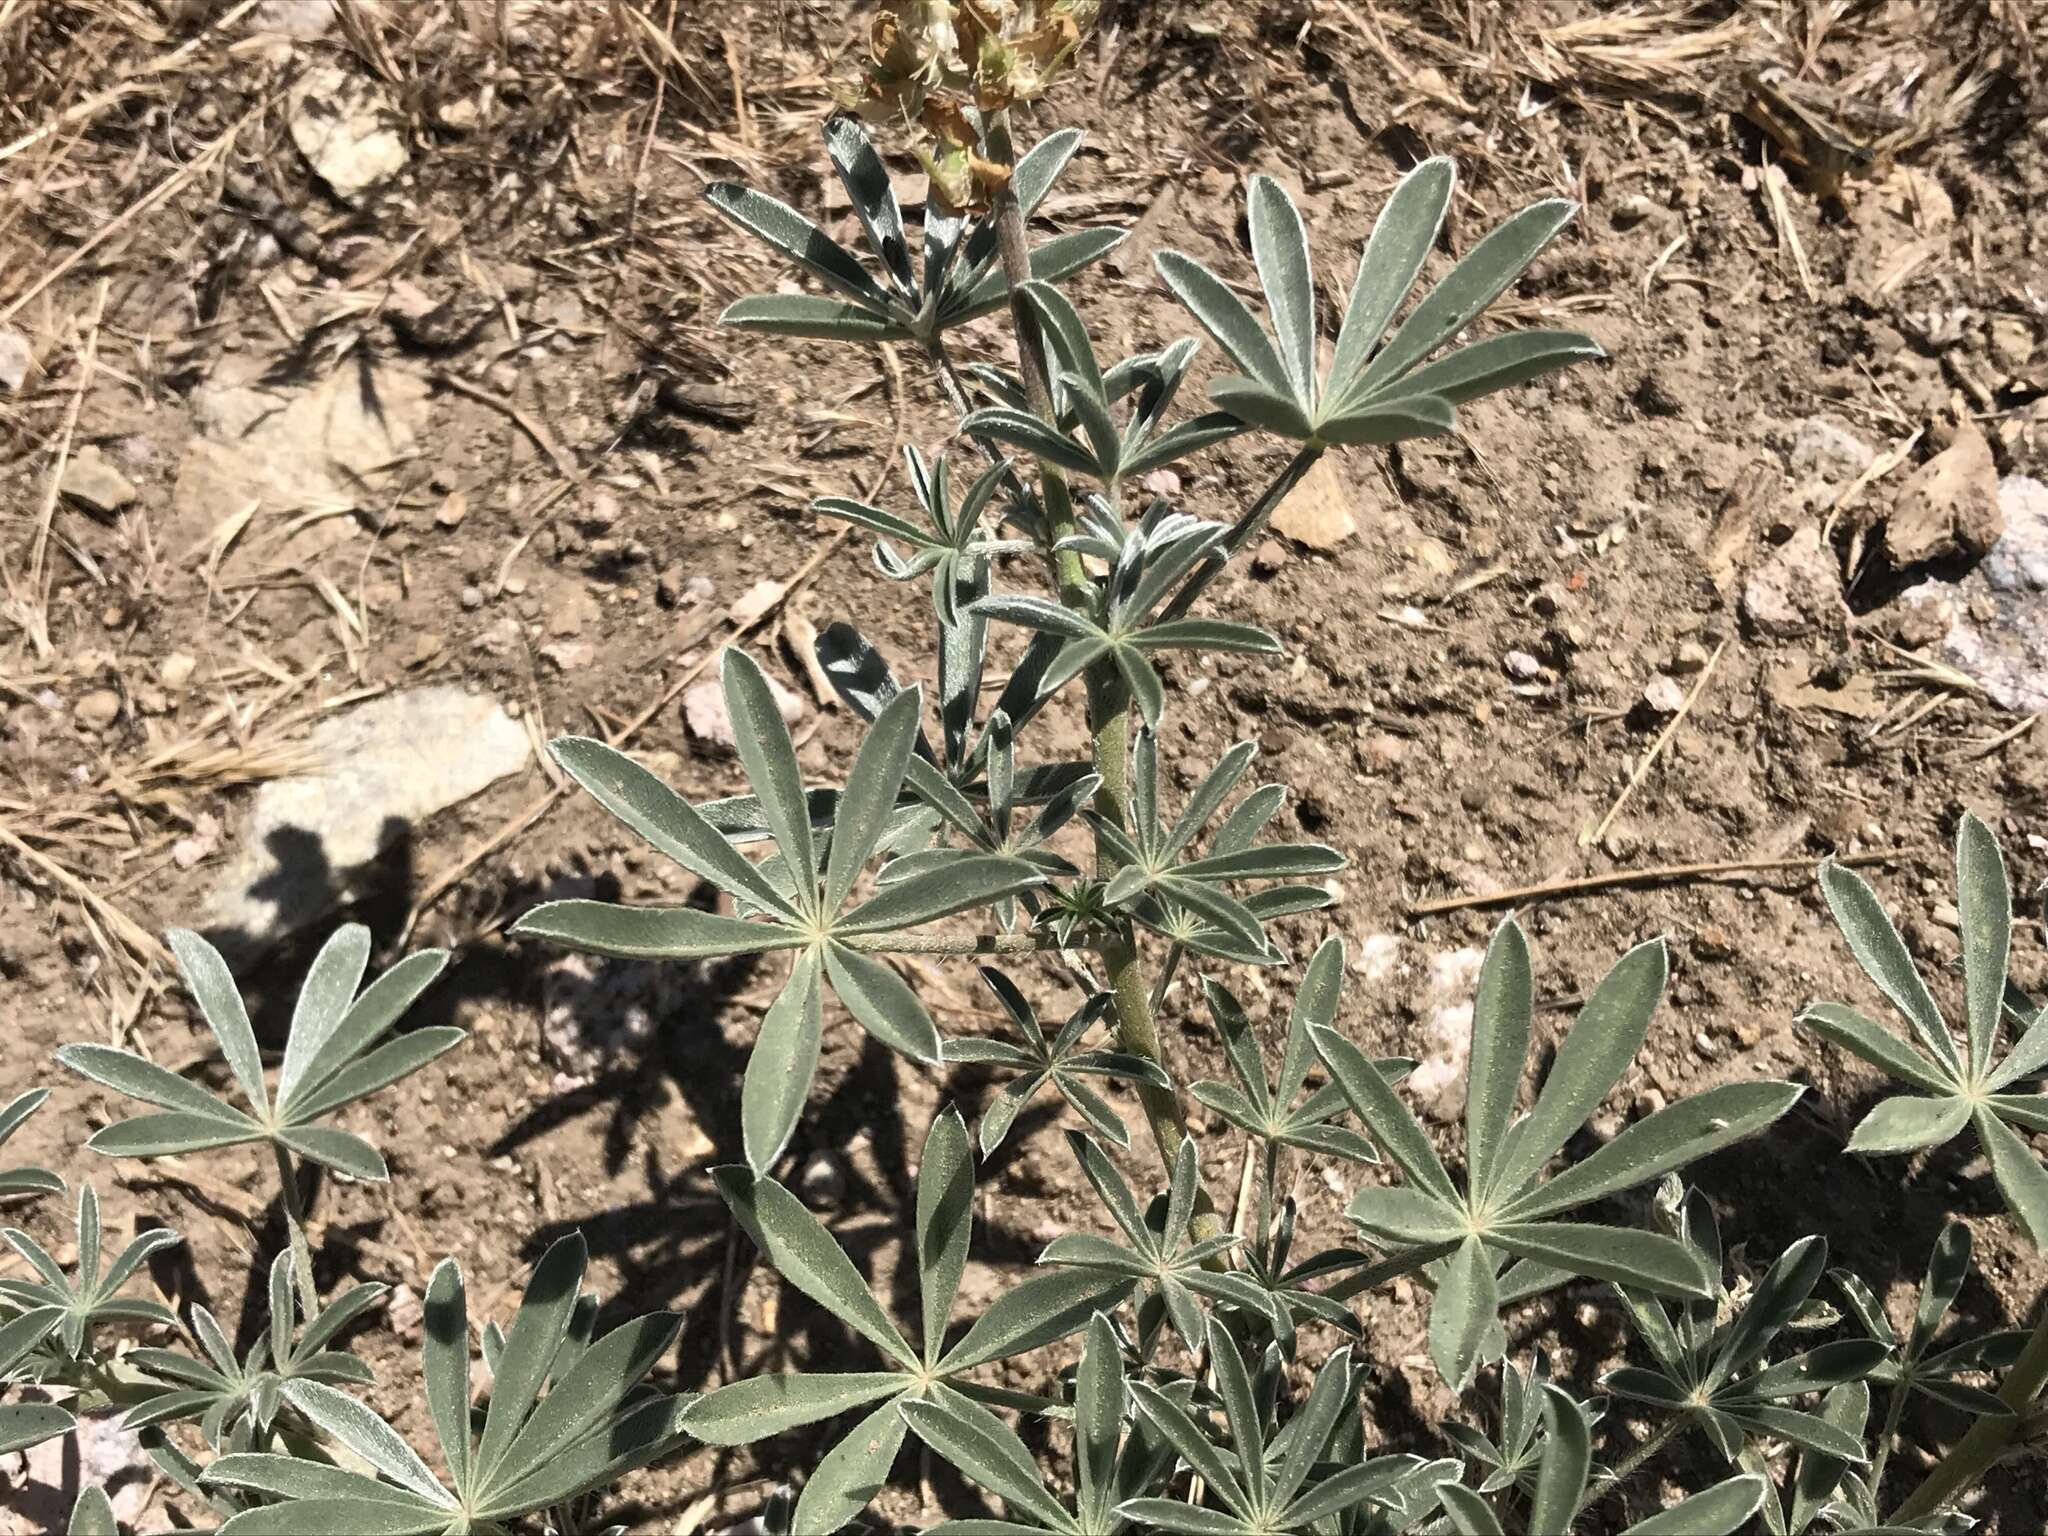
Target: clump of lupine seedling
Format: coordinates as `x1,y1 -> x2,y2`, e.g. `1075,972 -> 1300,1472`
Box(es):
8,7 -> 2048,1532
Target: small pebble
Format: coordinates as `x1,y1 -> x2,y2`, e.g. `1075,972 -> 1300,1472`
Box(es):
73,689 -> 120,731
459,585 -> 483,610
1642,673 -> 1687,714
1671,639 -> 1712,673
1503,649 -> 1543,679
1691,924 -> 1736,961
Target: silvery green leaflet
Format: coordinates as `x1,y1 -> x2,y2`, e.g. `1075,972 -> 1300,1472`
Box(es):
7,77 -> 2042,1536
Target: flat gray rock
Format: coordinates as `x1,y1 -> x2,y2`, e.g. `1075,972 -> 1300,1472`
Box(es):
1899,475 -> 2048,714
204,686 -> 530,948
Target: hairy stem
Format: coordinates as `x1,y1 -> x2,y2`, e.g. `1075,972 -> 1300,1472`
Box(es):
272,1141 -> 319,1316
985,109 -> 1218,1242
1869,1379 -> 1909,1502
1892,1295 -> 2048,1523
1254,1137 -> 1280,1271
1161,446 -> 1323,621
842,931 -> 1074,956
1576,1417 -> 1683,1520
1320,1243 -> 1458,1304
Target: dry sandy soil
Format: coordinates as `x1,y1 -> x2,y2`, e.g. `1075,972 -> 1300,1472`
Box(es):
3,0 -> 2047,1529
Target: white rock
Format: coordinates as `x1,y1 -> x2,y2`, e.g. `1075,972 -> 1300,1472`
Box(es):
540,947 -> 671,1080
1642,673 -> 1687,714
203,686 -> 531,948
1407,947 -> 1487,1124
2,1406 -> 155,1533
1503,650 -> 1544,680
59,446 -> 137,515
1987,476 -> 2048,592
289,65 -> 408,203
1789,416 -> 1874,484
728,578 -> 787,628
1351,932 -> 1402,985
171,353 -> 428,569
1741,526 -> 1843,639
1893,476 -> 2048,713
683,673 -> 804,750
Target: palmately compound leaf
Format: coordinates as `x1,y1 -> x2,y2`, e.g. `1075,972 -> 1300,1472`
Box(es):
206,1234 -> 687,1534
1085,729 -> 1340,962
976,506 -> 1286,730
123,1249 -> 384,1449
1441,1352 -> 1604,1503
58,925 -> 457,1183
1801,812 -> 2048,1244
1312,918 -> 1801,1389
710,118 -> 1121,348
902,1310 -> 1177,1536
946,970 -> 1169,1153
517,649 -> 1043,1173
1827,1218 -> 2027,1513
1603,1182 -> 1888,1470
685,1109 -> 1129,1535
1155,162 -> 1598,451
815,447 -> 1033,627
1039,1134 -> 1301,1352
1,1184 -> 180,1370
1190,935 -> 1397,1166
961,282 -> 1245,490
1463,1390 -> 1765,1536
1120,1329 -> 1417,1534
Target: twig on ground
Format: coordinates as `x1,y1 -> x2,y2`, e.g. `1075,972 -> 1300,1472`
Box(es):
1584,639 -> 1727,847
434,370 -> 585,485
16,280 -> 106,659
1408,849 -> 1913,917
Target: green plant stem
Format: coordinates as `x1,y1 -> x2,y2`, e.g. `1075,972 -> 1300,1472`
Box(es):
1575,1418 -> 1683,1520
1160,445 -> 1323,621
1254,1137 -> 1279,1271
984,108 -> 1218,1244
272,1142 -> 319,1317
842,932 -> 1073,956
1893,1295 -> 2048,1523
1869,1380 -> 1909,1501
1320,1243 -> 1457,1303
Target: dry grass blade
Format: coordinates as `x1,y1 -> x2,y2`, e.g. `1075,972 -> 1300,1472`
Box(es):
1522,6 -> 1754,93
0,0 -> 261,164
1410,848 -> 1911,916
0,819 -> 168,970
1584,639 -> 1729,847
0,104 -> 261,325
102,733 -> 320,809
12,280 -> 107,659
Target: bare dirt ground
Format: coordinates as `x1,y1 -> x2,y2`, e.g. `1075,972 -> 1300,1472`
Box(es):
3,0 -> 2047,1529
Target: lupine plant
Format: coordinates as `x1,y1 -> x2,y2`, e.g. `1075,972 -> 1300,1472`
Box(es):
7,8 -> 2048,1532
